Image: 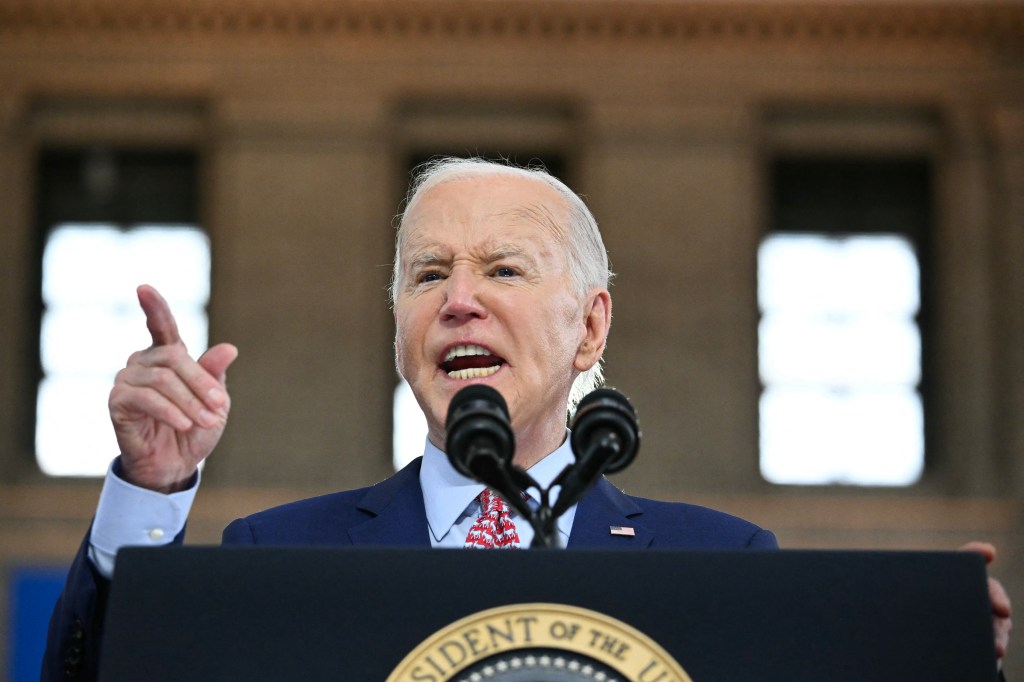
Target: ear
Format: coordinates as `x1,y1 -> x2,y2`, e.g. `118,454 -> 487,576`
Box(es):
574,288 -> 612,372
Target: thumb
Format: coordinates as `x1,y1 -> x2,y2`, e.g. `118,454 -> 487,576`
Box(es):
198,343 -> 239,384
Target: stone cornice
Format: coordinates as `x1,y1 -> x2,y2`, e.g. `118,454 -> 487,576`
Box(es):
0,1 -> 1021,57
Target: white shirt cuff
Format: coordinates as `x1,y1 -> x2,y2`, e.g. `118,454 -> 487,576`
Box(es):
87,458 -> 200,578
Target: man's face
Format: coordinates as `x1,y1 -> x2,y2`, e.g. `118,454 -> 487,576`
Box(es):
393,174 -> 601,458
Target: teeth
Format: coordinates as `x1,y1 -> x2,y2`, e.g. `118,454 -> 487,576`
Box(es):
448,365 -> 501,380
443,344 -> 501,380
444,344 -> 491,362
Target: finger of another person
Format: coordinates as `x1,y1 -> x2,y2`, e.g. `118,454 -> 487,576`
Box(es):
990,577 -> 1012,619
137,284 -> 183,348
959,541 -> 996,564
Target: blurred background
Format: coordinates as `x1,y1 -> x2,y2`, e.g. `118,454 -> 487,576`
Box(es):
1,0 -> 1022,678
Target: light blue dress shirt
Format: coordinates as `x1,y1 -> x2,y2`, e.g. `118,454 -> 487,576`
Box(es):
88,460 -> 199,578
419,435 -> 577,549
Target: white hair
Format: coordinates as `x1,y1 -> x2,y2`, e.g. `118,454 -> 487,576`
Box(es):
391,157 -> 613,412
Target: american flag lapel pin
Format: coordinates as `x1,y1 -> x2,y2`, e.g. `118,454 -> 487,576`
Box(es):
609,526 -> 635,537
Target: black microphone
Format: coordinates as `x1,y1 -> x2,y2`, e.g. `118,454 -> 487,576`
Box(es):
445,385 -> 515,484
554,388 -> 640,515
570,388 -> 640,475
446,384 -> 558,546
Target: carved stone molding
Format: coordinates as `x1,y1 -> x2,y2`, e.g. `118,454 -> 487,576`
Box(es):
0,1 -> 1021,57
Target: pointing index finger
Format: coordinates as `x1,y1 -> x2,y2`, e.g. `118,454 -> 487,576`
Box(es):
137,284 -> 183,348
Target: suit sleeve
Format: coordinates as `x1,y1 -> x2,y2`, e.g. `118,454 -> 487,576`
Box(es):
749,528 -> 779,549
41,523 -> 188,681
41,529 -> 109,682
222,517 -> 257,544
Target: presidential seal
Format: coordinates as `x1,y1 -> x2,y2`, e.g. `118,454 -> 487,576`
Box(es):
387,603 -> 693,682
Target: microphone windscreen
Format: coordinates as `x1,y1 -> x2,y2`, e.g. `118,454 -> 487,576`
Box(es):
445,384 -> 510,431
445,385 -> 514,479
570,387 -> 640,474
573,387 -> 637,420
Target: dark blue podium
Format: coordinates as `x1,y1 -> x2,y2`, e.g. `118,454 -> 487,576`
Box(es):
98,547 -> 997,681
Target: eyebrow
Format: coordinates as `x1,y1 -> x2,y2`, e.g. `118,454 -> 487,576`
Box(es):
403,243 -> 538,271
487,244 -> 532,263
405,250 -> 445,271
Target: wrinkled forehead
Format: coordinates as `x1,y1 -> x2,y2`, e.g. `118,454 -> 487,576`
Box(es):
399,175 -> 572,256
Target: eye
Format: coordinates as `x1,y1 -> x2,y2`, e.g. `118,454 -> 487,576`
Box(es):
417,271 -> 443,284
493,266 -> 518,278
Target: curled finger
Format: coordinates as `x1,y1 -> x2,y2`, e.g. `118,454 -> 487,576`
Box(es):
125,365 -> 221,429
110,382 -> 195,432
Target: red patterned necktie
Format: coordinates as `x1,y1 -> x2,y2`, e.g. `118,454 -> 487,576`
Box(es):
464,488 -> 521,549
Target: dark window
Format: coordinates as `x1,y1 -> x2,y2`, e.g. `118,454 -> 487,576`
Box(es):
34,148 -> 208,476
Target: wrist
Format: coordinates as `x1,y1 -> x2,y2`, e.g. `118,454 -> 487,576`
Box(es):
114,457 -> 198,494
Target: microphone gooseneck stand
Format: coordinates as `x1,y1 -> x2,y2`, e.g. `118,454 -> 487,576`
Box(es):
445,385 -> 640,549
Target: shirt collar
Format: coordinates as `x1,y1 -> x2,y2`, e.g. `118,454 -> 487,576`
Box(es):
419,434 -> 576,544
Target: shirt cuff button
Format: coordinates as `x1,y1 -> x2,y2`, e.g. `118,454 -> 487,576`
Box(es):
148,528 -> 165,541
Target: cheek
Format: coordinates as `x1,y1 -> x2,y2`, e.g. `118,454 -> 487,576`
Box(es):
393,310 -> 418,374
394,332 -> 407,371
539,297 -> 585,361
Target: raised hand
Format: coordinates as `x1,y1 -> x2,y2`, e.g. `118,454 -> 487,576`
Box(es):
108,285 -> 238,493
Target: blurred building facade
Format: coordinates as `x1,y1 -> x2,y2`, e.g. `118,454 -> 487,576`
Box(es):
0,0 -> 1022,674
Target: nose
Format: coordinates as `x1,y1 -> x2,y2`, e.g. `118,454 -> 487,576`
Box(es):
439,267 -> 487,321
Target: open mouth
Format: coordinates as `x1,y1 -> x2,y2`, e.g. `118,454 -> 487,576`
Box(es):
440,344 -> 505,380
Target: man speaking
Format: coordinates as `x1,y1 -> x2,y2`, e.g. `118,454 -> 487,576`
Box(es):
43,158 -> 1010,679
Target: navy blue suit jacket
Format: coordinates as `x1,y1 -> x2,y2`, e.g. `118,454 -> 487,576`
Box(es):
45,458 -> 776,680
221,457 -> 777,550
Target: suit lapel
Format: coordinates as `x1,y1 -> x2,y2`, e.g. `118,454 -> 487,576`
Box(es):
567,478 -> 653,549
347,458 -> 432,547
343,462 -> 649,549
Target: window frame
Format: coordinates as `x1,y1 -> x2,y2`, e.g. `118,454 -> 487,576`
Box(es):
758,155 -> 934,487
